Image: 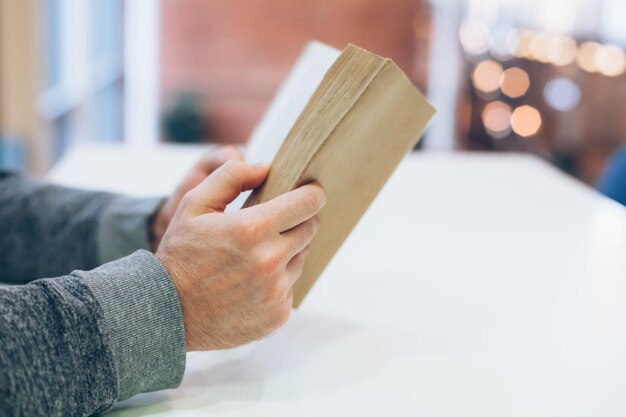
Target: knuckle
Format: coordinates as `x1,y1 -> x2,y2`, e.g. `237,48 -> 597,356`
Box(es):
180,190 -> 196,209
306,217 -> 319,236
294,251 -> 307,266
311,215 -> 321,229
237,217 -> 268,243
221,145 -> 241,159
222,158 -> 243,170
217,159 -> 244,181
293,263 -> 305,278
256,249 -> 285,275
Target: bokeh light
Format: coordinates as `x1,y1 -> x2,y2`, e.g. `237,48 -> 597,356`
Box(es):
500,67 -> 530,98
593,44 -> 626,77
511,31 -> 625,79
511,105 -> 542,137
515,29 -> 533,58
489,26 -> 520,61
459,19 -> 490,56
482,101 -> 512,139
543,77 -> 581,112
472,60 -> 504,94
546,35 -> 578,66
577,41 -> 602,73
528,33 -> 550,63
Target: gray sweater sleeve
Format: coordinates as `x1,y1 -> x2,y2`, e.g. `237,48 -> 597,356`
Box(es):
0,173 -> 187,415
0,250 -> 187,416
0,173 -> 164,283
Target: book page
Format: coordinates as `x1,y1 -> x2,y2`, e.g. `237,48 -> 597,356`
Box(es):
227,41 -> 340,211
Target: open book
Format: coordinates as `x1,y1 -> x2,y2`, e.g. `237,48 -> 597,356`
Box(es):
234,41 -> 434,307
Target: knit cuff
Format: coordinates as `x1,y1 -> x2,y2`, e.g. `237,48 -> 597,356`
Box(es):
81,250 -> 186,401
97,196 -> 165,264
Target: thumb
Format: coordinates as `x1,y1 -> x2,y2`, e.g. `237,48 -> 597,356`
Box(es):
184,159 -> 268,215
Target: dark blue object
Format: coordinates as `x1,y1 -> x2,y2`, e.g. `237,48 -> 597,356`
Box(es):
598,146 -> 626,206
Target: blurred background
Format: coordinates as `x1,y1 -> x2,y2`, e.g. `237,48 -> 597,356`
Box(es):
1,0 -> 625,191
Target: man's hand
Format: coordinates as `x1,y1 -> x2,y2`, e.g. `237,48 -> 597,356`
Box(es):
155,160 -> 326,351
150,146 -> 243,250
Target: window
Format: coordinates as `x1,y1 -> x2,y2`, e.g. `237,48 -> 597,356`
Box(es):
39,0 -> 124,161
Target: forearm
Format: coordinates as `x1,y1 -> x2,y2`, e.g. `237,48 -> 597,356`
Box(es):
0,173 -> 163,283
0,250 -> 186,417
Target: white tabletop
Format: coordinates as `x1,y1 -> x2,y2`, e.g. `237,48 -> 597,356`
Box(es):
50,145 -> 626,416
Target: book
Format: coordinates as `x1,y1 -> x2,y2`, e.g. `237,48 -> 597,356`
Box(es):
238,41 -> 434,307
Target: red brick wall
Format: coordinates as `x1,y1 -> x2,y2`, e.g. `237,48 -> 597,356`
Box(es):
160,0 -> 429,143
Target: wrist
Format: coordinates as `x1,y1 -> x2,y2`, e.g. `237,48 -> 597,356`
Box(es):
149,204 -> 168,252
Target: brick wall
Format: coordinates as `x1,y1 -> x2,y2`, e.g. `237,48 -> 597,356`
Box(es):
160,0 -> 429,144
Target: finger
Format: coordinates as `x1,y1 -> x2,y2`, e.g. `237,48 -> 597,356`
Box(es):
284,289 -> 294,310
285,247 -> 310,287
193,146 -> 244,175
246,183 -> 326,232
281,216 -> 319,257
184,160 -> 269,215
177,146 -> 245,196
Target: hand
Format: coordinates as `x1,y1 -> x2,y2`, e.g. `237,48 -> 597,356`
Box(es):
150,146 -> 243,250
155,160 -> 326,351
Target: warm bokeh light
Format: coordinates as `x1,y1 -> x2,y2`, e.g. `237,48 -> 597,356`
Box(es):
528,33 -> 550,63
515,29 -> 533,58
482,101 -> 512,138
500,67 -> 530,98
593,44 -> 626,77
543,77 -> 581,112
577,41 -> 602,73
546,35 -> 578,66
512,31 -> 625,78
511,105 -> 542,137
459,19 -> 490,55
472,60 -> 504,94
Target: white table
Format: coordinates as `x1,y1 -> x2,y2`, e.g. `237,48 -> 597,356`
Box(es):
50,144 -> 626,417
